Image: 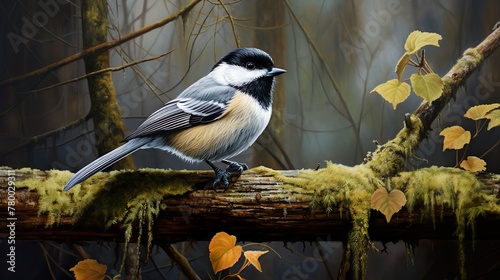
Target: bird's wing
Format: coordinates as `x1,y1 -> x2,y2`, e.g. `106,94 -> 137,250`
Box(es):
123,97 -> 228,141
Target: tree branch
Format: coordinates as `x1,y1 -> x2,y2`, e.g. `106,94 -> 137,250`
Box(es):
366,26 -> 500,178
21,50 -> 174,94
416,26 -> 500,134
160,243 -> 201,280
0,168 -> 499,242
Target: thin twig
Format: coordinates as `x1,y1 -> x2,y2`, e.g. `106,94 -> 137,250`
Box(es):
0,0 -> 201,87
160,243 -> 201,280
37,242 -> 74,279
20,50 -> 174,94
416,27 -> 500,134
72,244 -> 92,260
480,139 -> 500,158
284,0 -> 363,157
217,0 -> 240,47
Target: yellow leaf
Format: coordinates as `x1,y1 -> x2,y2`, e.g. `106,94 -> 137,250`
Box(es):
439,126 -> 471,151
370,79 -> 411,109
370,188 -> 406,223
209,232 -> 243,274
464,103 -> 500,120
410,73 -> 443,105
485,109 -> 500,130
243,250 -> 268,272
395,53 -> 410,81
460,156 -> 486,172
70,259 -> 107,280
404,30 -> 442,54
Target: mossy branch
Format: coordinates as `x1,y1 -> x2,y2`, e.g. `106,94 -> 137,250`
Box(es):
1,165 -> 498,280
355,26 -> 500,279
416,26 -> 500,132
365,26 -> 500,177
0,167 -> 498,243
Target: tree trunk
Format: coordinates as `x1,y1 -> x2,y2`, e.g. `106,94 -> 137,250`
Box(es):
81,0 -> 134,170
253,0 -> 289,169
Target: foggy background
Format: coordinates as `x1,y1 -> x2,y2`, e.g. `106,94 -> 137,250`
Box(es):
1,0 -> 499,279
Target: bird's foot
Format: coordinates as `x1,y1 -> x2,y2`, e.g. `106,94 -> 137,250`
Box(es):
222,160 -> 249,173
205,160 -> 249,191
212,168 -> 232,191
205,160 -> 232,191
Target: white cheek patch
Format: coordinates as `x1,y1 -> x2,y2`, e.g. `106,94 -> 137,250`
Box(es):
210,63 -> 268,87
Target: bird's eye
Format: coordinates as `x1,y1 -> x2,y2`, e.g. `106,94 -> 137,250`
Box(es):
245,62 -> 255,70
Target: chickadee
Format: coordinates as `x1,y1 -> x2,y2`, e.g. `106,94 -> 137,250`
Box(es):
64,48 -> 286,192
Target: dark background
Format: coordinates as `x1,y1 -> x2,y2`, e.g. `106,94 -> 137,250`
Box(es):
1,0 -> 499,279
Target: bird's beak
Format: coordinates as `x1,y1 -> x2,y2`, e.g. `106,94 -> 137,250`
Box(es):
266,67 -> 286,77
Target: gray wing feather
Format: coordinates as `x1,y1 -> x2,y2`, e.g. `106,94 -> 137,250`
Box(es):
123,85 -> 235,141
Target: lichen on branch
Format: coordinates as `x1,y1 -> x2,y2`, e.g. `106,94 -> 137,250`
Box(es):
364,114 -> 424,177
255,163 -> 384,279
391,166 -> 500,278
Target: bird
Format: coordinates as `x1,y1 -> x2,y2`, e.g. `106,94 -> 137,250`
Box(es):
64,48 -> 286,192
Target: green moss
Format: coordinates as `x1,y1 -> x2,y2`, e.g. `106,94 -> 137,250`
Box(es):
255,163 -> 382,279
13,165 -> 499,279
302,163 -> 381,279
392,166 -> 500,279
16,167 -> 192,275
461,48 -> 483,69
255,163 -> 500,279
19,169 -> 83,224
20,167 -> 193,274
19,168 -> 191,223
366,114 -> 423,177
251,166 -> 315,201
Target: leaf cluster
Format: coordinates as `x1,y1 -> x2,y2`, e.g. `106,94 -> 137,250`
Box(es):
371,31 -> 443,109
369,31 -> 499,223
440,103 -> 500,171
209,232 -> 277,279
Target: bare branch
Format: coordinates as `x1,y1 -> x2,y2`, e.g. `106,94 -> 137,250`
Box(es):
160,243 -> 202,280
0,0 -> 201,87
21,49 -> 174,94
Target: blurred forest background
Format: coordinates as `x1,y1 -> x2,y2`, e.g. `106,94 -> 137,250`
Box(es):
1,0 -> 499,279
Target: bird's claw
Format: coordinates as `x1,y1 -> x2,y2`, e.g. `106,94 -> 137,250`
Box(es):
225,162 -> 248,173
212,169 -> 231,191
207,160 -> 249,191
222,160 -> 248,173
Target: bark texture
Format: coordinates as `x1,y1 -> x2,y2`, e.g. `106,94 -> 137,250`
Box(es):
0,168 -> 498,242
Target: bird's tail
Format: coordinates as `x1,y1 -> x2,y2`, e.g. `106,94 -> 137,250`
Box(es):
63,138 -> 147,192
